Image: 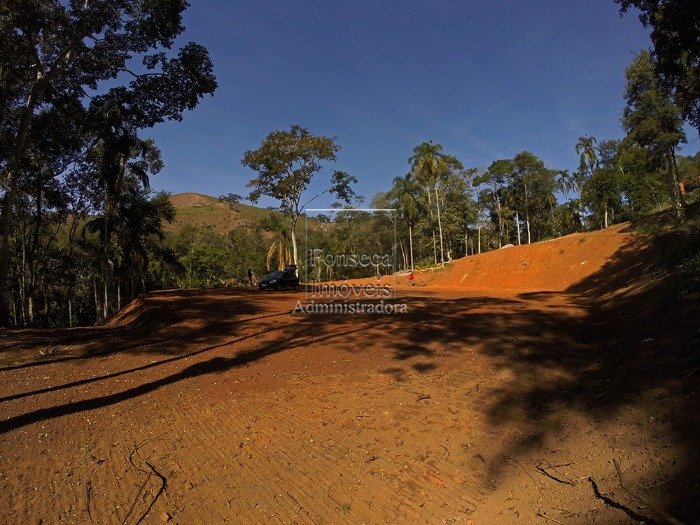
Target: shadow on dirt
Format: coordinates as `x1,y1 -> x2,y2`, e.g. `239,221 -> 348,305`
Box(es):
482,233 -> 697,522
0,289 -> 283,371
373,231 -> 698,521
0,229 -> 698,521
0,310 -> 385,434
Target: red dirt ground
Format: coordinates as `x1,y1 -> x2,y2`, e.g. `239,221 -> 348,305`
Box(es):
1,225 -> 698,524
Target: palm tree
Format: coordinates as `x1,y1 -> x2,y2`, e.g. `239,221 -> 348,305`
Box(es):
259,213 -> 293,272
115,188 -> 174,304
575,135 -> 598,179
575,135 -> 599,225
86,123 -> 162,320
390,174 -> 420,271
409,141 -> 462,266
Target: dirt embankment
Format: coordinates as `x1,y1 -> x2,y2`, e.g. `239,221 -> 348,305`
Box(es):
347,223 -> 651,297
422,225 -> 638,291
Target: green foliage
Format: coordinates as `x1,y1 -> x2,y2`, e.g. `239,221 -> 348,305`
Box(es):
475,159 -> 514,245
616,0 -> 700,130
581,165 -> 622,228
650,215 -> 700,298
575,135 -> 598,177
244,125 -> 341,210
623,51 -> 686,157
474,151 -> 559,244
219,193 -> 242,208
7,183 -> 175,327
163,222 -> 268,289
0,0 -> 216,327
242,125 -> 358,271
409,141 -> 465,265
622,50 -> 686,220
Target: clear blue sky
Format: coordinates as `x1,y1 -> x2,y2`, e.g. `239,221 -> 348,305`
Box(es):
147,0 -> 697,207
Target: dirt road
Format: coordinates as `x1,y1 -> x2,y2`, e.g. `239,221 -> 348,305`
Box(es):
1,224 -> 699,523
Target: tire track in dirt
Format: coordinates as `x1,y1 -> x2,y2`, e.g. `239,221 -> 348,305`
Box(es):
128,368 -> 486,524
5,279 -> 693,523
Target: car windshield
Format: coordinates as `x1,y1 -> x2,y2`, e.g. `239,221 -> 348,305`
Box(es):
267,272 -> 284,279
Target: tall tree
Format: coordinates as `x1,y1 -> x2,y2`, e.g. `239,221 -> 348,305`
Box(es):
616,0 -> 700,132
409,141 -> 463,266
82,134 -> 163,320
622,50 -> 686,219
511,151 -> 550,244
474,159 -> 513,247
439,170 -> 478,261
575,135 -> 598,179
582,140 -> 624,229
617,142 -> 668,217
389,174 -> 421,271
0,0 -> 217,326
243,125 -> 357,274
557,169 -> 585,231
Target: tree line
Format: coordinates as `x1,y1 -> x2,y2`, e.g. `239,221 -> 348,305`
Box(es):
1,1 -> 698,327
0,1 -> 217,327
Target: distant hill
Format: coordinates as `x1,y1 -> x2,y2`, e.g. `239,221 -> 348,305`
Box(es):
166,193 -> 285,235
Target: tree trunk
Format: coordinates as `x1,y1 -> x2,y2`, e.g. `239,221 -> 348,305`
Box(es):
42,284 -> 48,325
0,185 -> 15,327
28,296 -> 34,326
526,217 -> 531,244
25,172 -> 44,326
20,230 -> 27,325
432,230 -> 437,266
434,185 -> 445,266
102,277 -> 108,321
668,147 -> 685,221
494,191 -> 503,248
11,295 -> 17,326
66,214 -> 79,329
603,205 -> 608,229
290,215 -> 299,276
523,180 -> 531,244
408,223 -> 414,271
515,211 -> 521,245
426,186 -> 437,266
0,82 -> 45,327
102,185 -> 110,322
478,227 -> 481,254
94,280 -> 99,322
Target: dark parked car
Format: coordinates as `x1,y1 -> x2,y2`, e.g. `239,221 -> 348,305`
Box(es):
258,270 -> 299,291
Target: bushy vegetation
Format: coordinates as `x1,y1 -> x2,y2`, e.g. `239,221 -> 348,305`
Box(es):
0,1 -> 217,326
1,2 -> 698,327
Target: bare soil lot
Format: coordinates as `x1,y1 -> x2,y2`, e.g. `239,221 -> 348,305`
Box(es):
1,227 -> 698,524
